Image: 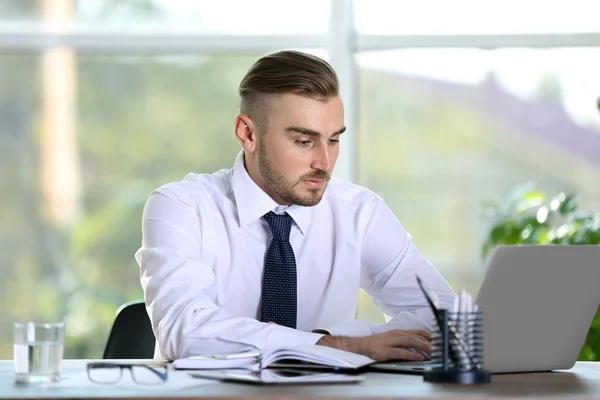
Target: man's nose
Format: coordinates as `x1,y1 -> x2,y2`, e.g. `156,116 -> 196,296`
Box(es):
311,145 -> 332,174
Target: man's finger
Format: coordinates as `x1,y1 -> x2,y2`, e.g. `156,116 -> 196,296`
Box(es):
388,334 -> 432,353
388,330 -> 432,346
403,329 -> 432,341
386,347 -> 425,361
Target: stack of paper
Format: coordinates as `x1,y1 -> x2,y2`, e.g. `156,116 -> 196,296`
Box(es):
262,345 -> 374,369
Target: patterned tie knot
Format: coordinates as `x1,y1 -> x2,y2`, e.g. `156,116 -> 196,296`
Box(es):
263,211 -> 293,242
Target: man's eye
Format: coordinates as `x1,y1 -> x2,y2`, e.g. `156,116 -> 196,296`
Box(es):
295,140 -> 311,147
329,139 -> 340,145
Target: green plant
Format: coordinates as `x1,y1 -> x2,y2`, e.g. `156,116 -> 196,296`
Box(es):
481,182 -> 600,360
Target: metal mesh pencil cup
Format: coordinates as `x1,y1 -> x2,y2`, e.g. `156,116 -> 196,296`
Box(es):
423,309 -> 491,384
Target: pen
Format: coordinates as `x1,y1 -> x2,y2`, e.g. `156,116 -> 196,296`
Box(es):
415,275 -> 444,329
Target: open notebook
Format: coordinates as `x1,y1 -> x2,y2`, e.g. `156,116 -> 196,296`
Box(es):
172,345 -> 375,372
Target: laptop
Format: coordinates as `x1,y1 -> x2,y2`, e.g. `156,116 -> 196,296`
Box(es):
369,245 -> 600,374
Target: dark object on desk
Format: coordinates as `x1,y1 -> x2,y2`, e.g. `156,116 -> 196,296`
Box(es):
87,362 -> 167,384
416,276 -> 491,384
102,300 -> 156,359
424,309 -> 491,384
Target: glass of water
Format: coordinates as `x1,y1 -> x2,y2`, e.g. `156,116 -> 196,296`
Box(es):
13,322 -> 64,383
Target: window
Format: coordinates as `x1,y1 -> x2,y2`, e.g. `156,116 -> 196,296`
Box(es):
356,47 -> 600,295
0,0 -> 332,360
354,0 -> 600,34
1,0 -> 331,35
1,0 -> 598,358
0,51 -> 280,357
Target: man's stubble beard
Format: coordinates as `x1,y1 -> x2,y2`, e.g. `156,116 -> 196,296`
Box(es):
257,140 -> 329,207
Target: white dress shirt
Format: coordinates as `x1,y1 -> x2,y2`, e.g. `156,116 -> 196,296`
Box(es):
135,150 -> 457,360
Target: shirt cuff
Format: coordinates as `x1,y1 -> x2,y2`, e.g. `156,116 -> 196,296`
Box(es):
265,327 -> 325,348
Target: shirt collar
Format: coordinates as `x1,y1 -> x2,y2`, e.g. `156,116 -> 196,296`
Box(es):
231,150 -> 311,235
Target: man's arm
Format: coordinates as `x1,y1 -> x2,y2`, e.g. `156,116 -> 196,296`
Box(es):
311,196 -> 456,338
135,187 -> 323,360
307,196 -> 457,362
359,195 -> 457,330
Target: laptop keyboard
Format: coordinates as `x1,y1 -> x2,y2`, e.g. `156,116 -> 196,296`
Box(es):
382,361 -> 435,367
369,360 -> 440,372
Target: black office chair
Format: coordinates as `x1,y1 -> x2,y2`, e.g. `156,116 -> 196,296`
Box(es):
102,300 -> 156,359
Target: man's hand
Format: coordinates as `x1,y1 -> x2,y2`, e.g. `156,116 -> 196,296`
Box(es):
316,329 -> 432,362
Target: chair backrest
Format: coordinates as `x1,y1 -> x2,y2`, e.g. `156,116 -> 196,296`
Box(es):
102,300 -> 156,359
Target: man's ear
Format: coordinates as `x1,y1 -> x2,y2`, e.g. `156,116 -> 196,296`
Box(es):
234,114 -> 258,153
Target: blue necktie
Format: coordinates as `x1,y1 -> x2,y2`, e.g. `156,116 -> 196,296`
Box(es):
260,211 -> 297,329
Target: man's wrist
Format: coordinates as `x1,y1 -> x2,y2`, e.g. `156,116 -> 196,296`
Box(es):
316,335 -> 355,353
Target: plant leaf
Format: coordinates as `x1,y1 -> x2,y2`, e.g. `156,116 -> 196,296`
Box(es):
559,193 -> 580,215
500,182 -> 536,214
516,190 -> 545,213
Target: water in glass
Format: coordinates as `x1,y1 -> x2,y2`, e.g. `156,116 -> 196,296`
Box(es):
13,323 -> 64,383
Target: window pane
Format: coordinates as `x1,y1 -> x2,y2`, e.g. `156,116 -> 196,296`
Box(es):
355,0 -> 600,34
0,54 -> 41,359
356,48 -> 600,294
0,0 -> 39,20
0,0 -> 331,35
0,49 -> 324,359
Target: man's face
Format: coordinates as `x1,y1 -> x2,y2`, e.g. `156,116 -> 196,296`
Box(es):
256,93 -> 345,207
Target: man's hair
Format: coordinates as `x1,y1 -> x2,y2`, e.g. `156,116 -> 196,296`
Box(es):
239,50 -> 339,134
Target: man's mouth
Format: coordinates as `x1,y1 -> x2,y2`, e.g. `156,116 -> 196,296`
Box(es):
302,179 -> 325,188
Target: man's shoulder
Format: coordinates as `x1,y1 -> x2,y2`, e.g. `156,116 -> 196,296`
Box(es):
151,168 -> 233,205
324,177 -> 381,207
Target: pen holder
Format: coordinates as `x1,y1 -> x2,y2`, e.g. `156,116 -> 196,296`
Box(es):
423,309 -> 491,384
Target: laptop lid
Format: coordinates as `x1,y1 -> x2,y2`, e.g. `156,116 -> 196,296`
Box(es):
476,245 -> 600,373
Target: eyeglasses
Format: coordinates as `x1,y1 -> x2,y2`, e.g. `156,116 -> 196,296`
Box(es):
87,362 -> 168,385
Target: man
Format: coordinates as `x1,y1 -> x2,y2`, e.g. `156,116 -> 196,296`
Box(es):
135,50 -> 457,362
